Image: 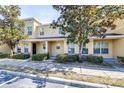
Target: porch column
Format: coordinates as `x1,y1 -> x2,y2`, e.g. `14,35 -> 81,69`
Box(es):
29,42 -> 32,56
64,39 -> 68,54
45,41 -> 48,53
88,39 -> 94,55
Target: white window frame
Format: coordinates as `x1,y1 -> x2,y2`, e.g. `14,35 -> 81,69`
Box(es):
24,44 -> 29,53
27,26 -> 32,35
82,44 -> 88,54
40,27 -> 44,35
94,42 -> 109,54
16,44 -> 21,53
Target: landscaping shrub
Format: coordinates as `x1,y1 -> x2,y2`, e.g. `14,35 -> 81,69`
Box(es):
117,56 -> 124,64
56,54 -> 78,63
80,55 -> 88,61
0,53 -> 10,58
12,54 -> 30,59
87,55 -> 103,64
32,53 -> 49,61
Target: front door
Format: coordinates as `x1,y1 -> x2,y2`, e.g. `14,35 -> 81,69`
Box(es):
32,43 -> 36,54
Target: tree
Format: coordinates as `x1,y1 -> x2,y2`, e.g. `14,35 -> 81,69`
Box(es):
52,5 -> 124,61
0,5 -> 27,56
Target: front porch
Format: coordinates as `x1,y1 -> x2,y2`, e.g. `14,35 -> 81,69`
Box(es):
20,38 -> 68,57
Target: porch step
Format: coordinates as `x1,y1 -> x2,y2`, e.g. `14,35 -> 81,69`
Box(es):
104,58 -> 118,64
49,56 -> 56,60
104,58 -> 117,62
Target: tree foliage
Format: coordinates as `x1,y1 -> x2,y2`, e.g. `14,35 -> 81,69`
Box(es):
52,5 -> 124,60
0,5 -> 27,55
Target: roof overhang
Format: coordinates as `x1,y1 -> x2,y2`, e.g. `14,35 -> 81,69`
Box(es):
90,35 -> 124,40
21,36 -> 66,42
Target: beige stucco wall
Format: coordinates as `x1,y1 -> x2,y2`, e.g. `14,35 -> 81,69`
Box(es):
48,41 -> 64,56
113,38 -> 124,58
39,25 -> 64,37
24,20 -> 41,38
24,20 -> 33,37
0,44 -> 11,54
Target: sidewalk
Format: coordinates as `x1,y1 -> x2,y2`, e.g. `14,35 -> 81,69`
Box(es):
104,58 -> 124,72
0,59 -> 124,79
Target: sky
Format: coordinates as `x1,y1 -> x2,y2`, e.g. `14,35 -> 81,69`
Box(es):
19,5 -> 60,24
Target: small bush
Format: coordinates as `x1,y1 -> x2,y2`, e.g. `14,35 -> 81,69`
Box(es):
87,55 -> 103,64
32,53 -> 49,61
12,54 -> 30,59
0,54 -> 10,58
117,56 -> 124,64
80,55 -> 88,61
56,54 -> 78,63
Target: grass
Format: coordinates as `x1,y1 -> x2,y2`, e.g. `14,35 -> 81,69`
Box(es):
0,64 -> 123,87
81,61 -> 113,68
57,61 -> 113,68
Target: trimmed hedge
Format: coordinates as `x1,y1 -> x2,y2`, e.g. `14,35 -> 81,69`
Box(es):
0,54 -> 10,58
87,55 -> 103,64
56,54 -> 78,63
117,56 -> 124,64
32,53 -> 49,61
12,54 -> 30,59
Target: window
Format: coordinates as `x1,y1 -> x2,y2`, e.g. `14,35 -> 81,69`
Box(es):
59,27 -> 64,34
68,43 -> 75,54
27,26 -> 32,35
24,44 -> 28,53
101,42 -> 109,54
40,27 -> 44,35
40,32 -> 44,35
16,44 -> 21,53
82,44 -> 88,54
17,48 -> 21,53
94,42 -> 100,54
94,42 -> 108,54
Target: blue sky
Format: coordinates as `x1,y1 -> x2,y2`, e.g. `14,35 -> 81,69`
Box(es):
20,5 -> 60,24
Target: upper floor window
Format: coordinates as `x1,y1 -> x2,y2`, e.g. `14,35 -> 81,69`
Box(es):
94,42 -> 109,54
59,27 -> 64,34
82,44 -> 88,54
27,26 -> 32,35
40,27 -> 44,35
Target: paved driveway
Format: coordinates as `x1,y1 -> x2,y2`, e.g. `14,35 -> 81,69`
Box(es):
0,59 -> 124,79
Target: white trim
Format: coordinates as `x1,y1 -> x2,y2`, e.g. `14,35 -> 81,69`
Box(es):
21,38 -> 65,42
90,35 -> 124,39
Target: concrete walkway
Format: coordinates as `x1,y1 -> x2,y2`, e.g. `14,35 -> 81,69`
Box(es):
104,58 -> 124,72
0,59 -> 124,79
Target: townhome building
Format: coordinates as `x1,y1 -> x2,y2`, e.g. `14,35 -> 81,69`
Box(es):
0,17 -> 124,58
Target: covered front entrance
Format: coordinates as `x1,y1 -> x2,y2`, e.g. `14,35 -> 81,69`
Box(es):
24,40 -> 66,56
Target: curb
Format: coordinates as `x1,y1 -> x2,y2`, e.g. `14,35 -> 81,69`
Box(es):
0,70 -> 122,88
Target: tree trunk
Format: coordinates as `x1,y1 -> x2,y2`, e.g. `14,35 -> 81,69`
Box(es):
78,42 -> 83,62
10,48 -> 14,58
